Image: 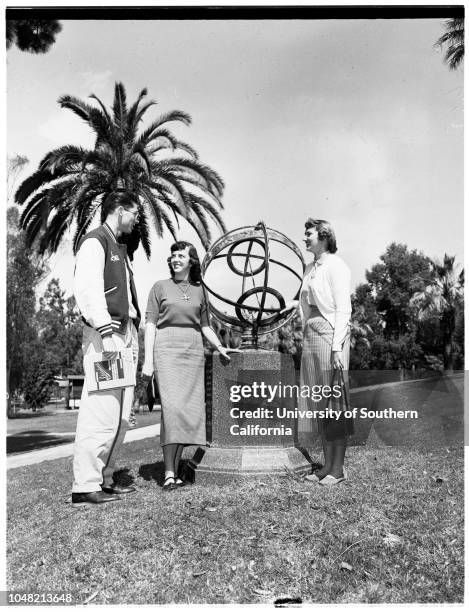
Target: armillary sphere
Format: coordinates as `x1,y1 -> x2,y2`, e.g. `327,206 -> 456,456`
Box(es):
201,222 -> 305,348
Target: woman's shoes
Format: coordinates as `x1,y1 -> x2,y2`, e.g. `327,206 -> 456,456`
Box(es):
162,476 -> 177,491
174,477 -> 186,488
304,469 -> 348,485
318,469 -> 348,486
162,473 -> 187,491
304,472 -> 321,483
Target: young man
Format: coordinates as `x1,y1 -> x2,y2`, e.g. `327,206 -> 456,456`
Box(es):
72,190 -> 141,504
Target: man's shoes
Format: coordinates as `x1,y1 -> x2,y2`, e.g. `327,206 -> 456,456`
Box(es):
101,483 -> 136,495
72,491 -> 121,504
304,472 -> 321,483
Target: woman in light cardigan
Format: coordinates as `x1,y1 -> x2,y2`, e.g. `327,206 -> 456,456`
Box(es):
284,218 -> 352,485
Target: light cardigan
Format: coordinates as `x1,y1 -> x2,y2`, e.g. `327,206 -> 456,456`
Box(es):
300,252 -> 352,351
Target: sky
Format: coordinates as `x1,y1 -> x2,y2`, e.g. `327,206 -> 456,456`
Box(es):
6,11 -> 464,311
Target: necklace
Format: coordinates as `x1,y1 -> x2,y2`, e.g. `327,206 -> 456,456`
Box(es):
174,279 -> 191,302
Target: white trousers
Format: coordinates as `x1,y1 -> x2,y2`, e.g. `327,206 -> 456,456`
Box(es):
72,321 -> 139,493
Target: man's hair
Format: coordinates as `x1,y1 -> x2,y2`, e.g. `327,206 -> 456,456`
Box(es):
304,218 -> 338,253
102,189 -> 138,219
167,241 -> 202,284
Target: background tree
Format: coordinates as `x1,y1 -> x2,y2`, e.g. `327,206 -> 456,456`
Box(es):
410,254 -> 464,372
133,329 -> 149,412
6,208 -> 48,416
15,82 -> 226,259
6,19 -> 62,54
21,345 -> 57,411
36,278 -> 83,376
435,17 -> 464,70
7,154 -> 29,202
276,313 -> 303,369
350,302 -> 373,351
210,319 -> 241,350
349,243 -> 457,375
8,273 -> 84,415
364,243 -> 433,338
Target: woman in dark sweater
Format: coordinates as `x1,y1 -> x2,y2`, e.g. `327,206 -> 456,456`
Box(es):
142,241 -> 238,491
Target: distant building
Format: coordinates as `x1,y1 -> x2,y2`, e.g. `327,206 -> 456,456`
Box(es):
66,375 -> 85,409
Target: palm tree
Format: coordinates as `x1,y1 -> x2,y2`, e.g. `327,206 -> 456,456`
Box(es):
435,17 -> 464,70
15,82 -> 226,258
410,254 -> 464,371
6,20 -> 62,54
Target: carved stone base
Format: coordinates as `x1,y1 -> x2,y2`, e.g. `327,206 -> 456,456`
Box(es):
185,445 -> 312,484
186,350 -> 314,483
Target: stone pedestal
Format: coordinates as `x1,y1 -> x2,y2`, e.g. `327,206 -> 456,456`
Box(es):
186,350 -> 313,483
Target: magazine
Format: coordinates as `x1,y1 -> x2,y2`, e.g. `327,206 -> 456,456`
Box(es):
83,348 -> 135,392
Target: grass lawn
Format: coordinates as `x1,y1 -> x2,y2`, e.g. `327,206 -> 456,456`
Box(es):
7,437 -> 463,604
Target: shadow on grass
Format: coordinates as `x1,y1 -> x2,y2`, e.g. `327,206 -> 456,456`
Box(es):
139,461 -> 166,486
138,460 -> 193,487
8,410 -> 57,420
7,431 -> 74,454
113,467 -> 137,487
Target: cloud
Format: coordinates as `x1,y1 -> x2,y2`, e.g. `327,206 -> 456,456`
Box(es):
36,71 -> 114,148
37,110 -> 95,148
79,70 -> 114,96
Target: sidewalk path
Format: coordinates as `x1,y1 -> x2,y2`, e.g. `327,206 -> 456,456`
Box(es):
7,424 -> 160,470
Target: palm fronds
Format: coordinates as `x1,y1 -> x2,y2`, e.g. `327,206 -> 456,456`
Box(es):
435,17 -> 464,70
15,82 -> 226,257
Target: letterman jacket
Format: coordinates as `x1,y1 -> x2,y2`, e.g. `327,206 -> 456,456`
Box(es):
74,224 -> 141,338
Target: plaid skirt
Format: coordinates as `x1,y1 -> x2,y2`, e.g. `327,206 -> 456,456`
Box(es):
297,306 -> 351,445
154,326 -> 206,447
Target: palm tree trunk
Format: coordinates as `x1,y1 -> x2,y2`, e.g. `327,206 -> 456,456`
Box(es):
443,313 -> 455,373
444,335 -> 454,373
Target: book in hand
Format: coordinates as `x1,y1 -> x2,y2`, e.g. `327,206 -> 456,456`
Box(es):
84,348 -> 136,392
